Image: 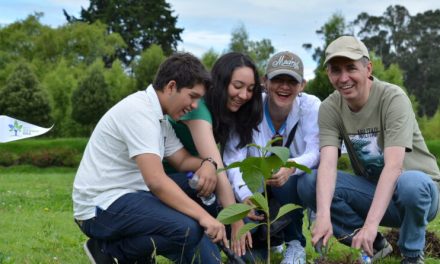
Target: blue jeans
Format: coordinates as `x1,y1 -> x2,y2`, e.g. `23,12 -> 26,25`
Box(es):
77,191 -> 221,264
168,172 -> 219,217
298,170 -> 439,257
271,172 -> 306,246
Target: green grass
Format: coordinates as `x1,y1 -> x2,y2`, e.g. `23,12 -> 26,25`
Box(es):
1,166 -> 439,263
0,137 -> 438,263
0,166 -> 87,264
0,138 -> 88,154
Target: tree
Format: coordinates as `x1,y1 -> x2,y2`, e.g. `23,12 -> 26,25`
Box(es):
64,0 -> 183,66
352,5 -> 440,116
401,9 -> 440,116
303,14 -> 349,101
304,13 -> 413,108
71,61 -> 111,128
201,48 -> 219,71
43,59 -> 77,136
228,24 -> 275,75
0,62 -> 52,126
0,12 -> 48,63
352,5 -> 411,67
105,59 -> 135,105
132,44 -> 165,91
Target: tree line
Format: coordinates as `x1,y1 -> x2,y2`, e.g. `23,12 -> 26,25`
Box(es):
0,2 -> 438,139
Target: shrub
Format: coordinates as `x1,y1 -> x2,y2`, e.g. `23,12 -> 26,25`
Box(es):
337,154 -> 352,172
0,62 -> 52,127
0,152 -> 19,166
19,148 -> 80,167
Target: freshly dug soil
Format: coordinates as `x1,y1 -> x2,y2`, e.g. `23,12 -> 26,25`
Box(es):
384,229 -> 440,258
312,229 -> 440,263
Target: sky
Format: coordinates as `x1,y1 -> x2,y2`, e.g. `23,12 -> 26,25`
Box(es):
1,0 -> 440,80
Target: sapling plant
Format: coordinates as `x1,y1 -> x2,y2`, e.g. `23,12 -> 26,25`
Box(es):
217,138 -> 311,263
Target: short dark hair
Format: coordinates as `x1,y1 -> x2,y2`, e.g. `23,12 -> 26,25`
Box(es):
205,52 -> 263,151
153,52 -> 211,92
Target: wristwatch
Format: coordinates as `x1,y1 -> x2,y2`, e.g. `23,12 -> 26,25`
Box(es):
201,157 -> 218,170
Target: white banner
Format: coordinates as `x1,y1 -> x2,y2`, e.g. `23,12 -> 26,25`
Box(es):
0,115 -> 53,143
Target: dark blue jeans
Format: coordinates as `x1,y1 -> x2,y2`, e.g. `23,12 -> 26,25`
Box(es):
77,191 -> 221,264
239,172 -> 309,262
270,172 -> 306,246
298,170 -> 439,257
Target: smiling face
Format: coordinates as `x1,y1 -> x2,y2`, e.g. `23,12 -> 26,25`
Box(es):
226,66 -> 255,112
166,82 -> 205,120
326,57 -> 372,111
265,74 -> 304,110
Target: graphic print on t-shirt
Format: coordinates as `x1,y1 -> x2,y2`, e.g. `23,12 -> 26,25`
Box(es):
348,128 -> 384,181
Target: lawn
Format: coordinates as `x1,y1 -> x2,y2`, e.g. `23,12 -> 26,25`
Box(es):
0,166 -> 439,263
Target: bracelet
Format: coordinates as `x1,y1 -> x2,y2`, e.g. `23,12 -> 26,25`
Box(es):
201,157 -> 218,170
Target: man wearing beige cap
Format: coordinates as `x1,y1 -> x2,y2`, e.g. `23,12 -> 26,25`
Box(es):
224,51 -> 321,264
298,36 -> 440,264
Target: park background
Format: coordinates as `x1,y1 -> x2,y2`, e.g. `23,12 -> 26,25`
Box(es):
0,1 -> 439,263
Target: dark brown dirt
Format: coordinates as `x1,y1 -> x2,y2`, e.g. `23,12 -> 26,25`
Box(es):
384,229 -> 440,258
312,229 -> 440,263
313,255 -> 362,264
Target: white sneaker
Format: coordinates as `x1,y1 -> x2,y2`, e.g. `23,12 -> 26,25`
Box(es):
271,244 -> 284,254
280,240 -> 306,264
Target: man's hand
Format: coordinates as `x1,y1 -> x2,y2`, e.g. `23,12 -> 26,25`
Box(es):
352,224 -> 378,256
230,220 -> 252,256
194,160 -> 217,197
311,215 -> 333,248
266,167 -> 295,187
199,214 -> 228,245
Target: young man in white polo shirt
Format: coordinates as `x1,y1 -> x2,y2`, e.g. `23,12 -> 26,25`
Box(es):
73,53 -> 228,264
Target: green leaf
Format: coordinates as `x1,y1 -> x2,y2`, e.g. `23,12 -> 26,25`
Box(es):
271,203 -> 302,223
265,146 -> 290,162
249,193 -> 269,213
237,222 -> 263,239
240,157 -> 265,193
262,155 -> 284,179
217,203 -> 252,225
246,143 -> 262,152
284,161 -> 312,174
265,137 -> 282,148
224,161 -> 243,170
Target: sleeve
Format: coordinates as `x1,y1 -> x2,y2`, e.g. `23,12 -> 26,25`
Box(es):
289,95 -> 321,174
318,99 -> 342,149
223,132 -> 253,202
383,90 -> 413,150
115,101 -> 163,158
163,120 -> 184,157
179,99 -> 212,123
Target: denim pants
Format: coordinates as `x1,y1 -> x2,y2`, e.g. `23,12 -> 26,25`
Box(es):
167,172 -> 219,217
240,172 -> 307,261
298,170 -> 439,257
77,191 -> 221,264
271,172 -> 306,246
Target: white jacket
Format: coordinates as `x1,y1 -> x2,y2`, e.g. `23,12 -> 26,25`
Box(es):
223,92 -> 321,202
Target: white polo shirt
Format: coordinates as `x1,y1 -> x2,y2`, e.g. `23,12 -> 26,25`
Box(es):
73,85 -> 183,220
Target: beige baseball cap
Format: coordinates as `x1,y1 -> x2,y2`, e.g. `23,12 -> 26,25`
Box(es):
266,51 -> 303,83
324,36 -> 370,65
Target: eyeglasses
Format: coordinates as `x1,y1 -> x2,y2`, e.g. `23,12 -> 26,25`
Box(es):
271,133 -> 283,147
270,76 -> 299,87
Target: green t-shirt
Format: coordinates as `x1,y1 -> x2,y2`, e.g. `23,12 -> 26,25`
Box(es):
163,98 -> 213,174
319,78 -> 440,183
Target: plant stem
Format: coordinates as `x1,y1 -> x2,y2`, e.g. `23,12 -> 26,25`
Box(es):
263,182 -> 271,263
